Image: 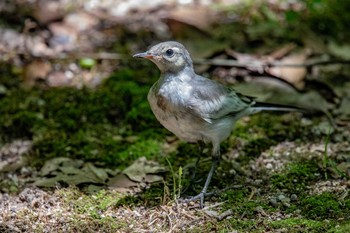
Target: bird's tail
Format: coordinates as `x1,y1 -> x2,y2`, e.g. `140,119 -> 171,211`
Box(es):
252,101 -> 336,128
252,102 -> 308,113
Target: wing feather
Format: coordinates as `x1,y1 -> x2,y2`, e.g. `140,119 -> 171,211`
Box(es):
186,75 -> 254,122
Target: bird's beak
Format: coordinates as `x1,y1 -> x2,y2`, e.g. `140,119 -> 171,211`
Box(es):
133,52 -> 153,59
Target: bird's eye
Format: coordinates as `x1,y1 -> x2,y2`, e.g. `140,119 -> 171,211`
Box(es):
165,49 -> 174,57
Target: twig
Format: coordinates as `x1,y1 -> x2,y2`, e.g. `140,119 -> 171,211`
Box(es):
54,52 -> 123,60
202,201 -> 226,210
0,50 -> 124,60
193,58 -> 350,68
3,49 -> 350,70
217,209 -> 233,221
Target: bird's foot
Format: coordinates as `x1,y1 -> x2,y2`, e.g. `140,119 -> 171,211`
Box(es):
182,191 -> 210,208
189,192 -> 205,208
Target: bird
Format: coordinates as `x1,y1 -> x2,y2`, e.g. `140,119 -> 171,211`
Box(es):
133,41 -> 307,208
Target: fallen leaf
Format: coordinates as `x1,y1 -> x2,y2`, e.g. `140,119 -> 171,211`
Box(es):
268,43 -> 296,60
40,157 -> 82,176
32,0 -> 66,24
336,162 -> 350,177
123,157 -> 166,182
268,52 -> 308,89
232,79 -> 332,114
328,41 -> 350,60
107,173 -> 138,188
144,174 -> 163,183
23,60 -> 52,88
167,5 -> 215,31
64,11 -> 99,32
35,157 -> 114,187
84,162 -> 109,182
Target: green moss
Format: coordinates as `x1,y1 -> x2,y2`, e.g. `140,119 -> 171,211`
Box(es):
59,188 -> 119,214
53,187 -> 128,231
241,137 -> 275,158
301,192 -> 349,220
223,219 -> 264,232
219,189 -> 271,220
117,139 -> 162,166
215,0 -> 350,49
269,218 -> 331,232
116,183 -> 165,207
271,161 -> 320,193
115,195 -> 140,207
188,221 -> 221,233
328,222 -> 350,233
231,113 -> 313,159
171,143 -> 201,165
0,67 -> 165,166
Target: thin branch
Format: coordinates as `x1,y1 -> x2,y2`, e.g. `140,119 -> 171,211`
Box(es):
193,58 -> 350,68
2,49 -> 350,68
53,52 -> 123,60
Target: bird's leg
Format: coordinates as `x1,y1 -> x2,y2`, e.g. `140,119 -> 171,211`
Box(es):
188,144 -> 220,208
182,143 -> 205,194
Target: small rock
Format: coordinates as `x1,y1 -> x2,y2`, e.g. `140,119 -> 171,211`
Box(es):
229,169 -> 236,175
64,12 -> 99,32
266,163 -> 273,169
253,179 -> 263,185
204,210 -> 218,218
218,209 -> 234,221
31,199 -> 41,208
277,194 -> 285,201
47,71 -> 71,87
291,194 -> 298,201
281,198 -> 291,207
269,197 -> 278,207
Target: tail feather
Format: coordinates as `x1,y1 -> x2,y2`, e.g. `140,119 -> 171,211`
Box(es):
252,101 -> 336,128
252,102 -> 308,113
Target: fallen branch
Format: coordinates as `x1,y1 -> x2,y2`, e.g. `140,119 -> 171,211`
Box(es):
2,49 -> 350,68
193,58 -> 350,68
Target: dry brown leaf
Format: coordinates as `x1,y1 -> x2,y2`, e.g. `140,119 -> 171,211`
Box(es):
23,60 -> 52,88
268,52 -> 308,89
167,5 -> 214,31
267,43 -> 296,60
123,157 -> 166,183
64,12 -> 99,32
32,0 -> 66,24
107,173 -> 138,188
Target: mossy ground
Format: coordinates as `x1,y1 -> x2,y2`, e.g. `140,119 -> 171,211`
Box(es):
1,63 -> 349,231
1,1 -> 350,230
0,64 -> 164,166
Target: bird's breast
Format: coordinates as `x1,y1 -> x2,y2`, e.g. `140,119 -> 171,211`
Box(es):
147,84 -> 205,143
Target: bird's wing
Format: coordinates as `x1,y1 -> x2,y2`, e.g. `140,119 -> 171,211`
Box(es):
186,76 -> 255,122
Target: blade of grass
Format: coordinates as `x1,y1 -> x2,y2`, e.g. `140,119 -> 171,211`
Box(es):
165,157 -> 176,200
323,128 -> 331,179
177,166 -> 183,199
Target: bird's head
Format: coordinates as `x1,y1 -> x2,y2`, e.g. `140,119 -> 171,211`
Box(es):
133,41 -> 193,73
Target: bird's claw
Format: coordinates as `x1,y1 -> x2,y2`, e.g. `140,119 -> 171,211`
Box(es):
182,192 -> 206,208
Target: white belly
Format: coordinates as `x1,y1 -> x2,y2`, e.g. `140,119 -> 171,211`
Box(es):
148,92 -> 204,142
147,88 -> 234,144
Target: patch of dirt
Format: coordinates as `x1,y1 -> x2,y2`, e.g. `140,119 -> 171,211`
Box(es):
0,186 -> 214,232
309,180 -> 349,197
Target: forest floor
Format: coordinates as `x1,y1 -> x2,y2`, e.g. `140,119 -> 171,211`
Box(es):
1,0 -> 350,232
